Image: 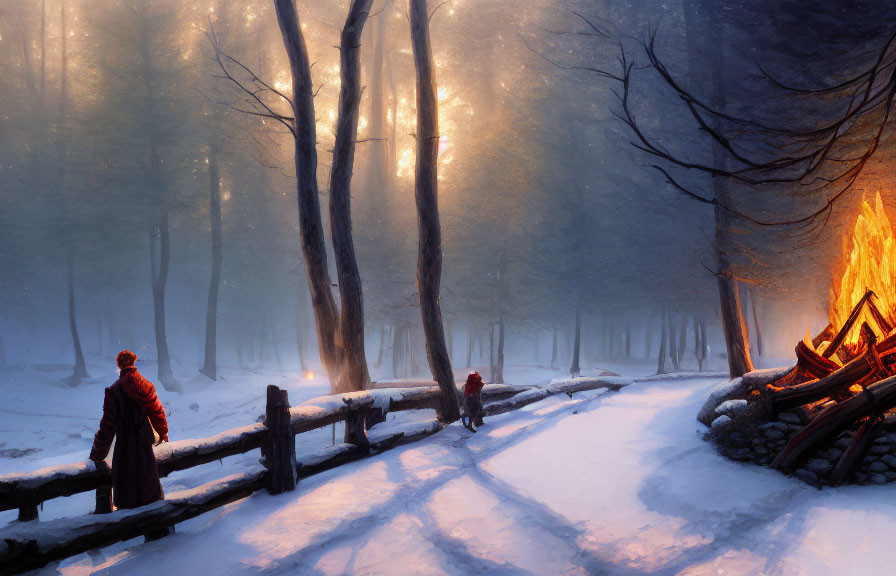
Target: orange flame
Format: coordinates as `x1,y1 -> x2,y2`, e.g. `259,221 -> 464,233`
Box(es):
829,192 -> 896,347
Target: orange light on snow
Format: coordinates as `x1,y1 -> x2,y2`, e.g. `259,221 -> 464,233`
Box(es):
304,371 -> 315,380
829,192 -> 896,347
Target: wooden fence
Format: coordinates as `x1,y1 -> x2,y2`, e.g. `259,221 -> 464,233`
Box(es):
0,375 -> 659,574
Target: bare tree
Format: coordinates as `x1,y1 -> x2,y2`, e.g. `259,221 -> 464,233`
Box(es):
657,309 -> 668,375
668,312 -> 680,371
329,0 -> 375,393
409,0 -> 460,422
688,2 -> 753,378
200,140 -> 222,380
549,4 -> 896,377
496,317 -> 505,383
59,0 -> 88,384
210,1 -> 375,395
569,304 -> 582,377
365,0 -> 394,195
677,313 -> 688,366
270,0 -> 341,385
136,0 -> 175,389
694,317 -> 707,371
749,286 -> 764,357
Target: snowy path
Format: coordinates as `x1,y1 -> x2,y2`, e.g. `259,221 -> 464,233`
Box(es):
21,374 -> 896,575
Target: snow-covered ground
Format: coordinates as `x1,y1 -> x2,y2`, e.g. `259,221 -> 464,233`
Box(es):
9,361 -> 894,575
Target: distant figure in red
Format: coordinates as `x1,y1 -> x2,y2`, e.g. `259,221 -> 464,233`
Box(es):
461,371 -> 485,432
90,350 -> 169,510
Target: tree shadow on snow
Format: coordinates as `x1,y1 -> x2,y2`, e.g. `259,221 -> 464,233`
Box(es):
632,379 -> 814,574
238,391 -> 625,575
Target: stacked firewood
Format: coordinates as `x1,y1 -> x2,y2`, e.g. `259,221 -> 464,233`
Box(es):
709,290 -> 896,487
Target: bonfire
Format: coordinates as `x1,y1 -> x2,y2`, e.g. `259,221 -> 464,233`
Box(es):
706,192 -> 896,486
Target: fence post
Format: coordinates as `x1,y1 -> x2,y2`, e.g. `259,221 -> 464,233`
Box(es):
344,400 -> 370,453
93,460 -> 113,514
94,485 -> 113,514
18,498 -> 38,522
262,384 -> 296,494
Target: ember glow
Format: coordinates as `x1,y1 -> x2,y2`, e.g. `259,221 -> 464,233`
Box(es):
829,192 -> 896,348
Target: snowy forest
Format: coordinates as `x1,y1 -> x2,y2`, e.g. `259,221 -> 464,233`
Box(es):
4,1 -> 896,575
3,0 -> 849,388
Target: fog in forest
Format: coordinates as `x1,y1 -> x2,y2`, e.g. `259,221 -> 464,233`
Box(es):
2,0 -> 892,387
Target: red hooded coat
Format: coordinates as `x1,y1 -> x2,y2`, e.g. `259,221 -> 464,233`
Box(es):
90,366 -> 169,509
464,373 -> 484,398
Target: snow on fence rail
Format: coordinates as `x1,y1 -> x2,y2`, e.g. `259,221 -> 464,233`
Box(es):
0,374 -> 712,574
0,384 -> 521,519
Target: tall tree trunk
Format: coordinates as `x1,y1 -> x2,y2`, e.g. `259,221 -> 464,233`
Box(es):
683,0 -> 753,378
668,313 -> 680,370
495,317 -> 505,384
590,318 -> 599,361
259,324 -> 267,369
407,325 -> 415,377
329,0 -> 374,395
59,2 -> 87,384
695,317 -> 706,371
274,0 -> 340,387
489,324 -> 495,383
657,309 -> 668,375
67,256 -> 88,381
366,3 -> 389,194
716,267 -> 753,377
374,325 -> 386,369
749,286 -> 764,357
391,324 -> 404,379
409,0 -> 459,422
137,0 -> 175,390
624,322 -> 632,359
200,141 -> 223,381
678,314 -> 688,366
700,319 -> 708,369
150,201 -> 175,387
570,305 -> 581,377
551,327 -> 558,368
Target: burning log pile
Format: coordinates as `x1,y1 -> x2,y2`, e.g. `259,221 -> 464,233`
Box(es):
702,194 -> 896,487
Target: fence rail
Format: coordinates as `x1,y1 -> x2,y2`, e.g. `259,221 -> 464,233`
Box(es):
0,384 -> 523,519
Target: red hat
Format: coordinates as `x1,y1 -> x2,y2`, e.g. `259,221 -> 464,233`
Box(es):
116,350 -> 138,369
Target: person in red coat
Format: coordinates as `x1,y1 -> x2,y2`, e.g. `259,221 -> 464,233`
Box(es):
90,350 -> 169,510
461,371 -> 485,432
